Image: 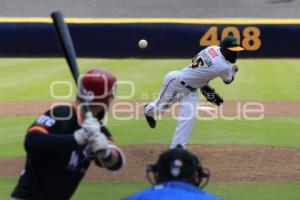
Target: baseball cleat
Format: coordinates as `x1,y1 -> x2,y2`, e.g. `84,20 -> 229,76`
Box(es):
144,105 -> 156,128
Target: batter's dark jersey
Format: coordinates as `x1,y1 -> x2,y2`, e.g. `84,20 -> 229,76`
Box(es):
11,105 -> 120,200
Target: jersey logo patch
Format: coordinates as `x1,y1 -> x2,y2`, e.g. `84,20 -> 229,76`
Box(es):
208,47 -> 218,58
36,115 -> 56,127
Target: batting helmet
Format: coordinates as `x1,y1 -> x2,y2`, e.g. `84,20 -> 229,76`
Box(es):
78,68 -> 117,106
146,147 -> 210,188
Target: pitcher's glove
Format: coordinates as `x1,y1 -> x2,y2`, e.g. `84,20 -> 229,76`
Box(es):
201,85 -> 224,106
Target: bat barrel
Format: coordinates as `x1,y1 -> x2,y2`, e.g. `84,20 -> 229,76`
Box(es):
51,11 -> 80,84
51,11 -> 93,117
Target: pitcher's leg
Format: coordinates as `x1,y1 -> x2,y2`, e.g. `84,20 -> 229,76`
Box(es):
144,72 -> 178,128
145,73 -> 177,117
170,93 -> 199,148
144,84 -> 176,128
144,91 -> 174,118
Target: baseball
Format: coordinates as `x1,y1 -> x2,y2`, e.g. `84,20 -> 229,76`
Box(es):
138,39 -> 148,49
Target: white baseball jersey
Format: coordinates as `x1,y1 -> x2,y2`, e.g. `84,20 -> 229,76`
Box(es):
178,46 -> 234,88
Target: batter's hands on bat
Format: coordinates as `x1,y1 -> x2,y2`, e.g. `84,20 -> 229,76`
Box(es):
89,131 -> 109,154
74,117 -> 101,145
82,117 -> 100,133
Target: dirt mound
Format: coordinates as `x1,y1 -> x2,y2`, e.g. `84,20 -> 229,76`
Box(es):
1,144 -> 299,182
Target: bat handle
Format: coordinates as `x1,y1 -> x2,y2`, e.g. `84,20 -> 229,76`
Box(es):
80,101 -> 93,118
85,111 -> 93,119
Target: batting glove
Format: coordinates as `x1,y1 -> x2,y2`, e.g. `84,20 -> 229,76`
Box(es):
89,131 -> 109,153
74,117 -> 101,145
82,117 -> 100,135
74,128 -> 90,145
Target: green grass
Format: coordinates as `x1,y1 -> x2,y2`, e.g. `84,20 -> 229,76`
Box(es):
210,59 -> 300,100
1,178 -> 299,200
111,117 -> 300,148
1,116 -> 299,158
0,58 -> 299,100
0,116 -> 35,158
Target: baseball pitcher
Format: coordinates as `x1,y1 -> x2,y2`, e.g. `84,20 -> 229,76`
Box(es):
144,36 -> 243,148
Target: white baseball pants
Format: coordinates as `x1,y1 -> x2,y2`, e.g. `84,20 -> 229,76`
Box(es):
144,71 -> 199,148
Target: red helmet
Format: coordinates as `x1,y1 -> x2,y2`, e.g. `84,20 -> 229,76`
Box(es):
78,68 -> 117,106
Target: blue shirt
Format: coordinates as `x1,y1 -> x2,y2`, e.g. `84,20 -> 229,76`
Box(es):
125,181 -> 221,200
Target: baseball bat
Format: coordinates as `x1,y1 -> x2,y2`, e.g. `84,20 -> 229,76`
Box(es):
51,11 -> 92,118
51,12 -> 108,158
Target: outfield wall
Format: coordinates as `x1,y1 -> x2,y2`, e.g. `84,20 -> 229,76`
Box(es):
0,18 -> 299,58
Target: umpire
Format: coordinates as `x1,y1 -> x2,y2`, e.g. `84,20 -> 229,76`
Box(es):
124,147 -> 221,200
11,68 -> 125,200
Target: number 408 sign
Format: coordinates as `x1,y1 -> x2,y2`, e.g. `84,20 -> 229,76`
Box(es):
199,26 -> 261,51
